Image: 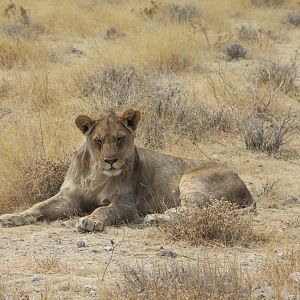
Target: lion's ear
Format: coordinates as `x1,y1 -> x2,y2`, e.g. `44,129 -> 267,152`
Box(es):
121,109 -> 141,131
75,115 -> 95,134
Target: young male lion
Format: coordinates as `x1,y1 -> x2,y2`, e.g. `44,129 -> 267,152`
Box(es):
0,109 -> 255,232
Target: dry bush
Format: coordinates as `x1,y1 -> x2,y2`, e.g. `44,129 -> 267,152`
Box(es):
286,13 -> 300,27
161,200 -> 264,247
33,256 -> 63,273
0,159 -> 68,214
249,0 -> 285,7
238,25 -> 258,41
166,3 -> 200,23
104,26 -> 126,40
240,112 -> 298,154
259,248 -> 300,298
78,65 -> 233,149
1,5 -> 46,40
79,65 -> 144,106
109,258 -> 254,300
225,43 -> 247,60
253,60 -> 297,94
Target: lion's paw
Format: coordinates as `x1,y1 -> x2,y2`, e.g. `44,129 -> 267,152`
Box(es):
76,216 -> 104,232
0,213 -> 32,227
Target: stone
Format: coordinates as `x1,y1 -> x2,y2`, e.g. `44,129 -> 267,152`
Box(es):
77,240 -> 86,248
32,274 -> 43,282
283,196 -> 298,206
104,245 -> 113,251
159,246 -> 177,258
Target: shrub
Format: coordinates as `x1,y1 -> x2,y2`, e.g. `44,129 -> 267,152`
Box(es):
286,14 -> 300,27
259,249 -> 300,298
1,5 -> 46,40
166,4 -> 200,23
249,0 -> 285,7
80,65 -> 143,105
0,159 -> 68,214
78,65 -> 234,149
161,200 -> 263,247
238,25 -> 258,41
225,43 -> 247,60
104,27 -> 126,40
109,258 -> 254,299
240,112 -> 298,154
254,60 -> 297,94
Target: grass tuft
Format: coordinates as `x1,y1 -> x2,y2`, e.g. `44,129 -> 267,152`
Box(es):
110,258 -> 254,300
240,112 -> 298,154
0,159 -> 68,214
225,43 -> 247,60
161,200 -> 264,247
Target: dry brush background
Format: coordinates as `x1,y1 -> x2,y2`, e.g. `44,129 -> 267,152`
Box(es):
0,0 -> 299,299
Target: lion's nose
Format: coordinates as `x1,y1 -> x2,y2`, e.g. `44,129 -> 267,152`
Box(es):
104,157 -> 118,165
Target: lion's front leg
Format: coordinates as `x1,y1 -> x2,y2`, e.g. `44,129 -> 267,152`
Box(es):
76,201 -> 137,232
0,192 -> 78,227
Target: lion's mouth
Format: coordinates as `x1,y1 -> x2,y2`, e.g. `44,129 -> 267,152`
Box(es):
103,168 -> 122,177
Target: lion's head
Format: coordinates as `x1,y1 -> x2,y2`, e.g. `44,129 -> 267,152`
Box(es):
75,109 -> 141,177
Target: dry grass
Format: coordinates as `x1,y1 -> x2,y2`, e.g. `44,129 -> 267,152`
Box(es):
0,159 -> 68,214
161,200 -> 266,247
253,59 -> 298,94
0,36 -> 46,69
33,256 -> 64,274
259,248 -> 300,298
77,64 -> 233,149
240,111 -> 298,154
109,257 -> 254,300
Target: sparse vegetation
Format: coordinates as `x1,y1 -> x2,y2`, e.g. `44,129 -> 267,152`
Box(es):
225,43 -> 247,60
238,25 -> 258,41
161,200 -> 265,247
259,248 -> 300,298
253,59 -> 298,94
166,4 -> 200,23
286,13 -> 300,27
110,258 -> 254,300
78,64 -> 233,149
104,27 -> 126,40
1,4 -> 46,40
249,0 -> 285,7
240,112 -> 297,154
0,159 -> 68,214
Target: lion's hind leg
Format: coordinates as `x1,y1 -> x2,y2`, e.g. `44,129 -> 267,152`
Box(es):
179,166 -> 255,211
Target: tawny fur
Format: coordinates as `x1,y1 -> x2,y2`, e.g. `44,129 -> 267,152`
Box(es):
0,109 -> 255,232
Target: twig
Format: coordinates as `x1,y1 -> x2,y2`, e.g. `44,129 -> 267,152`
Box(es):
100,227 -> 126,284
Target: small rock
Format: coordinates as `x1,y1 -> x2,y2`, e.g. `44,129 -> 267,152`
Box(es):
72,47 -> 83,55
32,274 -> 43,282
159,246 -> 177,258
31,234 -> 38,242
283,196 -> 298,206
84,285 -> 96,297
289,272 -> 300,287
104,245 -> 113,251
77,240 -> 86,248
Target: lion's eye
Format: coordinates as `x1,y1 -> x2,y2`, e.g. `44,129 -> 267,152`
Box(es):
95,139 -> 103,147
117,137 -> 125,147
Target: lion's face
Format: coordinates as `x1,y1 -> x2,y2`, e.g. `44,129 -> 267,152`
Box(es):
75,109 -> 141,177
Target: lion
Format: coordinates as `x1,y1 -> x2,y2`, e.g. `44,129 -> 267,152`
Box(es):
0,109 -> 255,231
